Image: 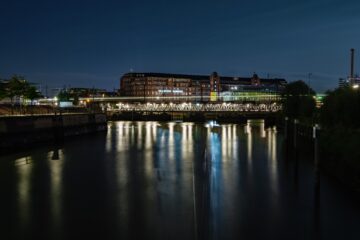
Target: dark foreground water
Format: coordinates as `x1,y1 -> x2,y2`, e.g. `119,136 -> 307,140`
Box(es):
1,120 -> 360,240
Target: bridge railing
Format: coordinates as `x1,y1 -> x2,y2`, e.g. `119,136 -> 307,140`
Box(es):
110,102 -> 282,113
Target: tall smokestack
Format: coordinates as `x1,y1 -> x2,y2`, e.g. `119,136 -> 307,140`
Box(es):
350,48 -> 355,82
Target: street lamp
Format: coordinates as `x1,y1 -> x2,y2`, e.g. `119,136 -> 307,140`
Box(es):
308,73 -> 312,95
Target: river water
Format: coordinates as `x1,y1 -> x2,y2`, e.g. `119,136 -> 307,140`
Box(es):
1,120 -> 360,240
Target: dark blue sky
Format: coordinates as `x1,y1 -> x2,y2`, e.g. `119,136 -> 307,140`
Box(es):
1,0 -> 359,92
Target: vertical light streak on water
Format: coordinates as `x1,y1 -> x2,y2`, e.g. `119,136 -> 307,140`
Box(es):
48,149 -> 64,235
145,122 -> 154,179
16,156 -> 33,233
260,120 -> 266,138
117,122 -> 125,152
168,122 -> 175,164
271,127 -> 278,194
137,121 -> 144,150
124,121 -> 130,140
182,123 -> 194,162
267,127 -> 279,203
115,122 -> 129,235
145,122 -> 152,150
106,123 -> 113,152
232,125 -> 238,160
131,122 -> 135,145
267,128 -> 272,159
227,125 -> 232,158
208,128 -> 222,240
272,127 -> 277,163
152,122 -> 157,142
246,122 -> 253,168
221,125 -> 227,162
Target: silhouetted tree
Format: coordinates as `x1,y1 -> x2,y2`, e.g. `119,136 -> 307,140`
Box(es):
282,80 -> 316,120
0,81 -> 6,100
57,90 -> 70,102
320,86 -> 360,129
73,94 -> 79,105
24,85 -> 41,105
7,75 -> 28,105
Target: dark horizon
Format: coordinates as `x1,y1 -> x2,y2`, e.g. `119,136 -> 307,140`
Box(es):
1,0 -> 360,93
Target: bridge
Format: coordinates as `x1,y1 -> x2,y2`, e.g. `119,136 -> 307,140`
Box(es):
38,95 -> 283,121
105,101 -> 281,122
110,102 -> 281,113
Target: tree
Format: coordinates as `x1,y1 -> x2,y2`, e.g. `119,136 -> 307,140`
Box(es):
24,85 -> 41,105
0,81 -> 6,100
72,94 -> 79,105
320,86 -> 360,129
7,75 -> 28,106
57,90 -> 70,102
282,80 -> 316,120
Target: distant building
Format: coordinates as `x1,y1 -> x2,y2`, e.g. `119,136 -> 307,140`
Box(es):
339,76 -> 360,88
338,78 -> 349,88
53,88 -> 119,98
119,72 -> 286,101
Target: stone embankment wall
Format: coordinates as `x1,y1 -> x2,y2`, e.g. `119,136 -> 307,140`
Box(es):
0,113 -> 107,154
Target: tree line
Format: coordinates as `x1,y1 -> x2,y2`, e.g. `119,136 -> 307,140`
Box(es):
0,75 -> 42,105
283,80 -> 360,187
283,79 -> 360,130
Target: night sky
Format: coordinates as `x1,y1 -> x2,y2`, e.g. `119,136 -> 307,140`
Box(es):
1,0 -> 359,93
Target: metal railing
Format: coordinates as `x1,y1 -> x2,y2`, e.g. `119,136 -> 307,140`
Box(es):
110,102 -> 281,113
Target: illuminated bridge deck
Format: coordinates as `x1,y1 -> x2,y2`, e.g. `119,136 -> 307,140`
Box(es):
110,102 -> 281,113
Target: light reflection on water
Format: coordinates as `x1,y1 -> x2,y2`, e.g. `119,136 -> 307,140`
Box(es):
2,120 -> 360,240
16,156 -> 32,233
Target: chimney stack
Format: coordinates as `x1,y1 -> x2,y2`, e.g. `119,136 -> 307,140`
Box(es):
350,48 -> 355,84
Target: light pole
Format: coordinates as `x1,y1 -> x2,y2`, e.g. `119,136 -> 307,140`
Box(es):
308,73 -> 312,95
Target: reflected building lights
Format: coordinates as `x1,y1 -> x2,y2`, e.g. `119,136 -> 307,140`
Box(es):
106,123 -> 113,152
168,122 -> 175,162
246,123 -> 253,165
260,120 -> 266,138
267,127 -> 278,195
16,156 -> 33,231
137,121 -> 144,150
221,125 -> 227,161
232,125 -> 238,159
182,123 -> 194,168
145,122 -> 152,150
124,121 -> 130,138
152,122 -> 157,142
227,125 -> 232,159
220,125 -> 234,162
144,122 -> 155,179
131,123 -> 135,145
117,122 -> 125,152
48,149 -> 64,229
272,127 -> 277,162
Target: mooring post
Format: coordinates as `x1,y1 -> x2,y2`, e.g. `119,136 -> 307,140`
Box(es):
313,124 -> 320,177
284,117 -> 289,157
285,117 -> 288,139
313,123 -> 321,237
293,119 -> 299,189
293,119 -> 298,149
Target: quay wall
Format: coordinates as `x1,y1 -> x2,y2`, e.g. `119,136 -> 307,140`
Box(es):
0,113 -> 107,154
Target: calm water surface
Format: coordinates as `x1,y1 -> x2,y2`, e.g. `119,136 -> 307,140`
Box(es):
1,120 -> 360,240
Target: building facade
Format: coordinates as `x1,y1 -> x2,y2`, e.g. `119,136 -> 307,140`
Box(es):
120,72 -> 286,102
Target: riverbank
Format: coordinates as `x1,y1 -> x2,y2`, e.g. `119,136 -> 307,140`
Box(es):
284,119 -> 360,191
0,113 -> 107,154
